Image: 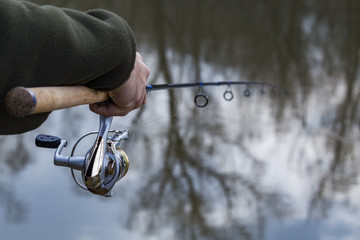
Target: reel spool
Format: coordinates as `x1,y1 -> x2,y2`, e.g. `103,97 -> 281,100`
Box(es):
35,115 -> 129,197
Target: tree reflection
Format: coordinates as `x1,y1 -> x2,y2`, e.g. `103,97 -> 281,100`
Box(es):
0,184 -> 27,223
123,0 -> 360,238
128,118 -> 292,239
0,136 -> 29,222
125,1 -> 292,239
307,0 -> 360,217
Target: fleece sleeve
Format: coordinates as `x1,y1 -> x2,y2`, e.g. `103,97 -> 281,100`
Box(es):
0,0 -> 136,134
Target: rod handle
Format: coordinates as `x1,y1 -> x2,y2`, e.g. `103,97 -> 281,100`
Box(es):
5,86 -> 108,118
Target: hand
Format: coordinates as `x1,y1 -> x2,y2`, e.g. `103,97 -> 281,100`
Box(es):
89,52 -> 150,116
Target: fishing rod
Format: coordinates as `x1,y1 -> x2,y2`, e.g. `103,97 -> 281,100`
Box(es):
5,81 -> 284,117
5,81 -> 285,197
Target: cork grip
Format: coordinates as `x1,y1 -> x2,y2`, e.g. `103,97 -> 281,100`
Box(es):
5,86 -> 108,118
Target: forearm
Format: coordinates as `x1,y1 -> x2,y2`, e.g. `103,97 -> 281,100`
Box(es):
0,0 -> 137,134
0,0 -> 136,91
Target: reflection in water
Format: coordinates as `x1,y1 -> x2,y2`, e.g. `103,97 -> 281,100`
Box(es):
0,136 -> 29,222
125,1 -> 292,239
0,184 -> 27,223
127,107 -> 292,239
307,1 -> 360,217
1,0 -> 360,239
126,0 -> 360,238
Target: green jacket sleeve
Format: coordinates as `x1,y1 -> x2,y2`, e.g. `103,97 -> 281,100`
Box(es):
0,0 -> 136,134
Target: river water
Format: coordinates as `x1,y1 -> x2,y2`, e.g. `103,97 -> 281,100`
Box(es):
1,0 -> 360,239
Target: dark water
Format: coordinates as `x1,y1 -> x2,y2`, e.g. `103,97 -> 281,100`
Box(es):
1,0 -> 360,239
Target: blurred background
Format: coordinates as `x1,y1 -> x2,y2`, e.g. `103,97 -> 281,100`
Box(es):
1,0 -> 360,239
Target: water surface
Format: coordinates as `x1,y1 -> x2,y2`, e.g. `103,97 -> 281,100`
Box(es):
1,0 -> 360,239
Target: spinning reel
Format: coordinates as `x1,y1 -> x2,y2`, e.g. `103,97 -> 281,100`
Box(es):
35,115 -> 129,197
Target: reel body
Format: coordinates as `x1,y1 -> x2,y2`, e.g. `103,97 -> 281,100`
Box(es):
35,116 -> 129,197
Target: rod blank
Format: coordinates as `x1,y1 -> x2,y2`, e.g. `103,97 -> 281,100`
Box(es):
146,81 -> 274,92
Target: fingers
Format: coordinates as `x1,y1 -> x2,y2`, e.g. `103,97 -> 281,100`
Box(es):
89,102 -> 129,117
89,89 -> 146,116
89,52 -> 149,117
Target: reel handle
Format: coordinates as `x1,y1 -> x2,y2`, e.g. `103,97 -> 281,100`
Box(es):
5,86 -> 108,118
35,134 -> 62,148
